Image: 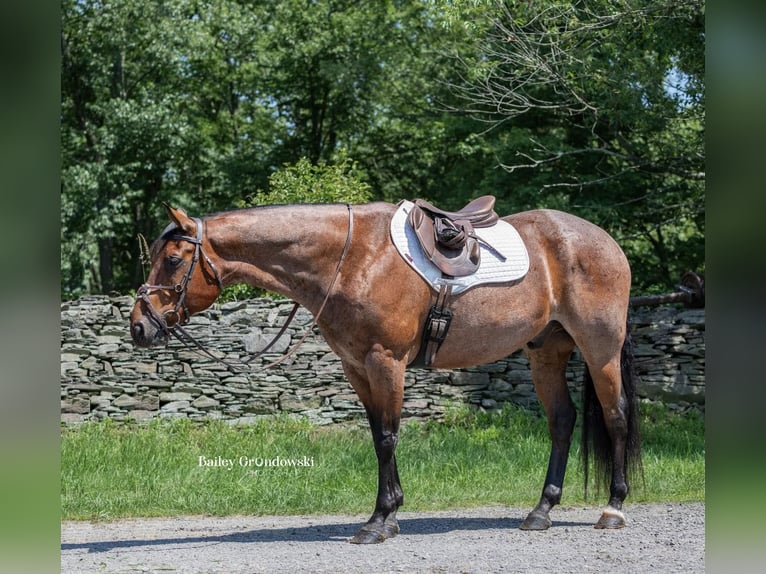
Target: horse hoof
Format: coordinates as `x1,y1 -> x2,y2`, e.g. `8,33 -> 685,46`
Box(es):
520,511 -> 552,531
349,520 -> 400,544
594,508 -> 626,529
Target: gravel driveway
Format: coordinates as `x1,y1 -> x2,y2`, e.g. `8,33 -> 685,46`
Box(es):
61,503 -> 704,573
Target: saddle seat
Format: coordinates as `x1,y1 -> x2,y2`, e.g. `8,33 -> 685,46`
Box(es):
411,195 -> 498,228
407,195 -> 500,277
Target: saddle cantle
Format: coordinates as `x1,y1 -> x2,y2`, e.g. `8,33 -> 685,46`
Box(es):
407,196 -> 500,277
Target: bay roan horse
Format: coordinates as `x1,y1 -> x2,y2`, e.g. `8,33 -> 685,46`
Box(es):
130,201 -> 641,544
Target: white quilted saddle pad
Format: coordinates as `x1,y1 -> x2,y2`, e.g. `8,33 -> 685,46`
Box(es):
390,200 -> 529,295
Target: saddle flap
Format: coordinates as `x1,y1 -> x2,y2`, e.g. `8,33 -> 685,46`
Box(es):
407,205 -> 437,258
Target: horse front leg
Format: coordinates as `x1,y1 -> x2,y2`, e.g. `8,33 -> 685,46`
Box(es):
341,347 -> 406,544
521,329 -> 576,530
351,405 -> 403,544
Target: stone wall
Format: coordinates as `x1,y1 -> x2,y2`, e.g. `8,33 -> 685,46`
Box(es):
60,296 -> 705,425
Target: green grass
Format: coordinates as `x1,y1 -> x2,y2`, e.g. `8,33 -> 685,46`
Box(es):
61,403 -> 704,520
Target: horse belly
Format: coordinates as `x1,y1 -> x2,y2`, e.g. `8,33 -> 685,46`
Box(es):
426,289 -> 547,370
428,328 -> 531,369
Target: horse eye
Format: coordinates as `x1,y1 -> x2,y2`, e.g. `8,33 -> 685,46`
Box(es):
167,255 -> 183,268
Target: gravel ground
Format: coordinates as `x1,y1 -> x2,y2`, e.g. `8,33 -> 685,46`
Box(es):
61,503 -> 704,573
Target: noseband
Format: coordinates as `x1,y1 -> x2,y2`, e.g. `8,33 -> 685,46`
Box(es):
136,217 -> 223,336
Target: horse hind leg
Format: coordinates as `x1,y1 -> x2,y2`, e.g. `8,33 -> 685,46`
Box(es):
581,330 -> 642,529
520,323 -> 577,530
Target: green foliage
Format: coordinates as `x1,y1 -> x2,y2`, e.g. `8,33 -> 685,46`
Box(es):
430,0 -> 705,293
61,403 -> 703,519
217,283 -> 264,303
246,152 -> 372,207
61,0 -> 704,298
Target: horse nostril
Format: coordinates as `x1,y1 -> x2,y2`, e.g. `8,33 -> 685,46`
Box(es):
131,321 -> 144,341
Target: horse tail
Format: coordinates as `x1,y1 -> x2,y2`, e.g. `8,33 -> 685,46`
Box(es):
581,324 -> 643,498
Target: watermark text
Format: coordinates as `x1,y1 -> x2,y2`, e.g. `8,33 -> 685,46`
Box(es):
197,455 -> 315,471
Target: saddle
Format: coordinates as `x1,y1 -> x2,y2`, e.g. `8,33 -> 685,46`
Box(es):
407,196 -> 499,277
405,195 -> 500,368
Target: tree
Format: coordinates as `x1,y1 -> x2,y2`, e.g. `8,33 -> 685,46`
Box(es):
61,0 -> 703,297
61,0 -> 479,296
61,0 -> 195,295
435,0 -> 705,291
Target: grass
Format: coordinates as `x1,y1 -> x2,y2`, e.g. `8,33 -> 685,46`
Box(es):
60,402 -> 704,520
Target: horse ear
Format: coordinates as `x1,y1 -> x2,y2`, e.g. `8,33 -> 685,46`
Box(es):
162,202 -> 195,235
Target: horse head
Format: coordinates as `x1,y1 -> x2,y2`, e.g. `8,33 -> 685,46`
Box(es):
130,203 -> 223,347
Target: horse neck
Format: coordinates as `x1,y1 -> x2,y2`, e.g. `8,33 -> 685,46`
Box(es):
205,205 -> 351,311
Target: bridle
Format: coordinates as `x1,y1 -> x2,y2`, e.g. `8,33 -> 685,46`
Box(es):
136,205 -> 354,371
136,217 -> 223,339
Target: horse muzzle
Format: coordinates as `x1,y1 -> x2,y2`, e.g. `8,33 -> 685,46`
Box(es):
130,313 -> 169,348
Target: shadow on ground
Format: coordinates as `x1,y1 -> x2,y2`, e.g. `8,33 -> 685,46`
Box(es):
62,515 -> 593,553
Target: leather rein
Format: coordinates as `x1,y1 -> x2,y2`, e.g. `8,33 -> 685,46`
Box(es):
136,205 -> 354,372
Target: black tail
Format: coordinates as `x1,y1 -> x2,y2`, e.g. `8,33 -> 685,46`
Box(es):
581,326 -> 643,498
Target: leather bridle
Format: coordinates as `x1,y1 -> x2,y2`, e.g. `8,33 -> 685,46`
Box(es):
136,217 -> 223,338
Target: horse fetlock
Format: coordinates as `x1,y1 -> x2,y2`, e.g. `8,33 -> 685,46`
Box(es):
609,482 -> 628,505
376,490 -> 402,516
542,484 -> 563,505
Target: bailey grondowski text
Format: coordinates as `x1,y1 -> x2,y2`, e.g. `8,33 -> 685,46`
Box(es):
198,455 -> 315,471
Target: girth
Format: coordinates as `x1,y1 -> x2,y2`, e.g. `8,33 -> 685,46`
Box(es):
409,284 -> 454,369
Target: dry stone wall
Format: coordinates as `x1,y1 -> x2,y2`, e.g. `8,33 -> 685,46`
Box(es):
61,296 -> 704,425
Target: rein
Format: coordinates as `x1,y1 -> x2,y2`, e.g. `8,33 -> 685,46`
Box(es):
137,205 -> 354,372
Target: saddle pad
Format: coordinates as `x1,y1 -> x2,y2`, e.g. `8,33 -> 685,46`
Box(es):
390,200 -> 529,295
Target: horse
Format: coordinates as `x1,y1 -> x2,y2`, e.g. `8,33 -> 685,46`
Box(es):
130,201 -> 641,544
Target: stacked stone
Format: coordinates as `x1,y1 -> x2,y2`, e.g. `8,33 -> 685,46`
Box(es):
629,307 -> 705,408
61,296 -> 705,425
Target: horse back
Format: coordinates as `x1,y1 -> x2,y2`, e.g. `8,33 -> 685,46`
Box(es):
509,207 -> 631,338
505,208 -> 631,302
